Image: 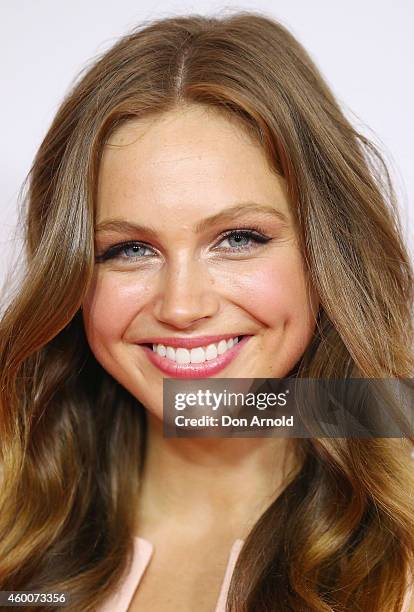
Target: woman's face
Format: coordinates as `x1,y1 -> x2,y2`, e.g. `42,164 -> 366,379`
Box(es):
82,104 -> 319,420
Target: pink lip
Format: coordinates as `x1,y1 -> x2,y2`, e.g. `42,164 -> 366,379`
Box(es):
140,335 -> 252,378
138,333 -> 247,350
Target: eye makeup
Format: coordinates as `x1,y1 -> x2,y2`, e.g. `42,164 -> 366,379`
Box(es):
95,225 -> 274,264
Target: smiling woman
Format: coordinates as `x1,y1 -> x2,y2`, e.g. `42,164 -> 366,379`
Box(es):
83,106 -> 318,396
0,10 -> 414,612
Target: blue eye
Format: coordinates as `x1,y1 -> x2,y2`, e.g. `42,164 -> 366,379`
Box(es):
218,230 -> 268,250
122,244 -> 151,258
218,230 -> 271,251
95,228 -> 272,264
95,242 -> 154,263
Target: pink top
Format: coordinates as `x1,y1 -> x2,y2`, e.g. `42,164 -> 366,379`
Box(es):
98,536 -> 244,612
98,536 -> 413,612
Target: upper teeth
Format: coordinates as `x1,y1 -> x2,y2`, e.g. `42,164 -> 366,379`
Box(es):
152,337 -> 240,364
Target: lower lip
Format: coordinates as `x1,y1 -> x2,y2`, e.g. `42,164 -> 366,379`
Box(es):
139,336 -> 252,378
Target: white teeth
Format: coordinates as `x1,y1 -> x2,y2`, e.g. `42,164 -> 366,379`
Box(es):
156,344 -> 166,357
190,347 -> 205,363
150,336 -> 241,364
175,348 -> 191,364
205,344 -> 218,360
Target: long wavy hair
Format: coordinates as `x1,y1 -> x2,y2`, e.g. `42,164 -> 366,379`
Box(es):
1,11 -> 413,612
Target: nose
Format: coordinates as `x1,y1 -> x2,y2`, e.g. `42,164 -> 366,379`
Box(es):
152,257 -> 220,329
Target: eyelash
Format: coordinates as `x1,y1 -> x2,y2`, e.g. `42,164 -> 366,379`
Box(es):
95,227 -> 272,264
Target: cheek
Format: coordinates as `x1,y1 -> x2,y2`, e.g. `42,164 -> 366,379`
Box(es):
230,249 -> 314,328
230,250 -> 318,376
82,272 -> 148,349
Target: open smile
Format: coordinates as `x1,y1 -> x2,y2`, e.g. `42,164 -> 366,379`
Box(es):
138,335 -> 252,378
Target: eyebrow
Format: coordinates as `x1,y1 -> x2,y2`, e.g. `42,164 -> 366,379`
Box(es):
95,202 -> 289,236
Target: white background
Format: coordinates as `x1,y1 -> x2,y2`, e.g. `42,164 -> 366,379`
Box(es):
1,0 -> 413,292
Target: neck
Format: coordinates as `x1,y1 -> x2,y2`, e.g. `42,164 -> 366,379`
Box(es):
135,412 -> 300,542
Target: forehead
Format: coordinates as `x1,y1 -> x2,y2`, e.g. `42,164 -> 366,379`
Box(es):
105,104 -> 258,149
96,105 -> 291,225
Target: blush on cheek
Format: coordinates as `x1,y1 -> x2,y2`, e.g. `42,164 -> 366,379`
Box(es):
229,253 -> 317,378
233,259 -> 309,328
83,274 -> 147,341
